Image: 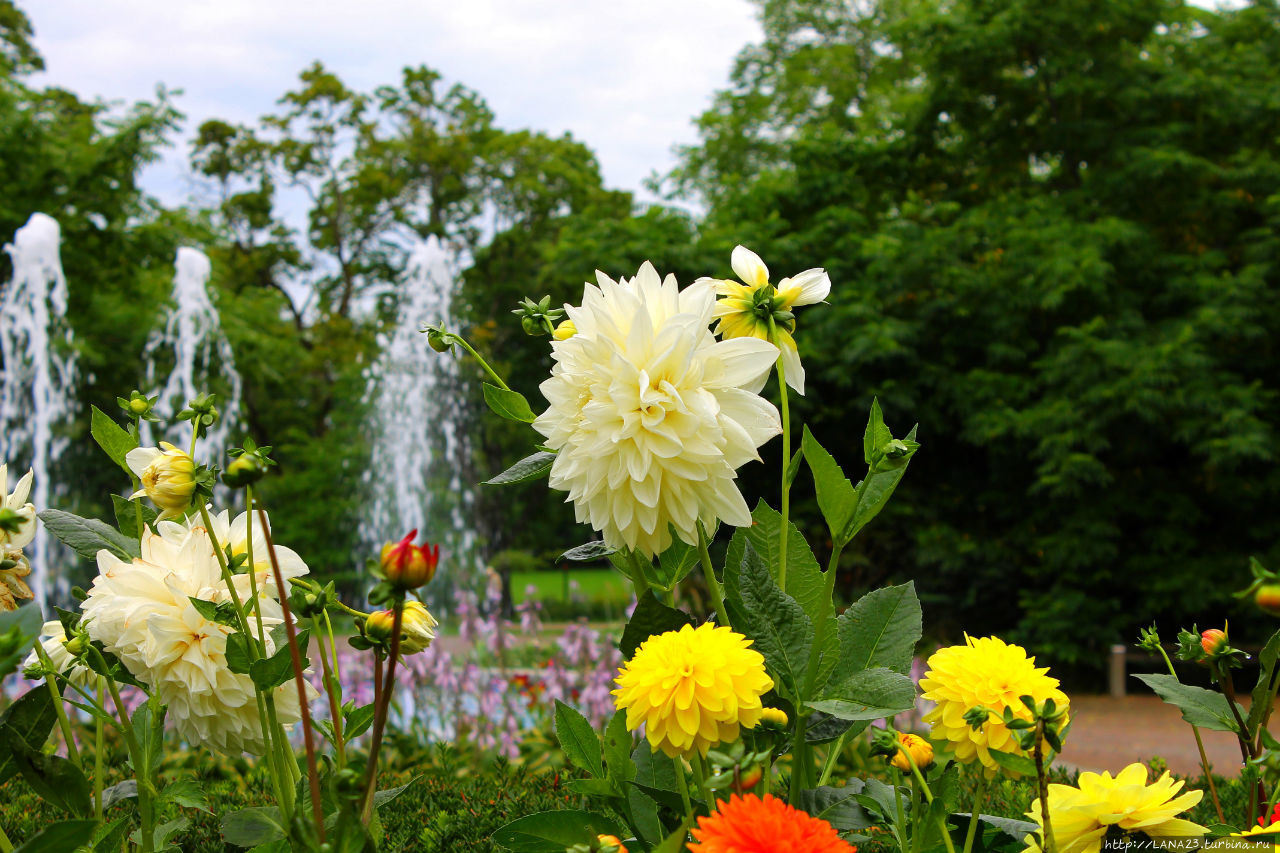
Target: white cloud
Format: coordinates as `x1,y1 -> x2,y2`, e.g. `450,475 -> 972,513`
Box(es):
24,0 -> 761,207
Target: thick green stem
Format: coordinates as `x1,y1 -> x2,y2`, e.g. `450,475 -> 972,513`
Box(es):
1035,721 -> 1054,853
891,768 -> 910,853
675,760 -> 694,820
33,643 -> 80,769
775,358 -> 791,594
818,730 -> 849,787
94,683 -> 105,820
962,771 -> 989,853
789,718 -> 812,799
904,749 -> 957,853
697,524 -> 730,626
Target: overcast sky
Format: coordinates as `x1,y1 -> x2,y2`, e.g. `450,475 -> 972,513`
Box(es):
24,1 -> 762,209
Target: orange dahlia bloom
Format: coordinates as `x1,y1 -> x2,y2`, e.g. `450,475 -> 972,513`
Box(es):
687,793 -> 857,853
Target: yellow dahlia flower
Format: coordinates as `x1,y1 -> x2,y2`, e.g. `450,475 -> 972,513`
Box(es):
919,635 -> 1069,775
0,464 -> 37,549
1026,764 -> 1207,853
697,245 -> 831,396
891,732 -> 935,772
126,442 -> 197,520
81,526 -> 311,754
613,623 -> 773,757
534,262 -> 781,557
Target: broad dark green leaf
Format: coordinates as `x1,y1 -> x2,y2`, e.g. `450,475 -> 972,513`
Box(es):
839,424 -> 919,544
111,494 -> 157,540
603,709 -> 635,787
0,687 -> 56,785
249,630 -> 309,691
13,818 -> 97,853
484,450 -> 555,485
554,700 -> 603,778
808,667 -> 916,721
793,781 -> 874,831
619,593 -> 695,659
344,703 -> 376,740
38,509 -> 138,561
91,405 -> 138,474
1133,673 -> 1243,733
7,729 -> 92,816
0,605 -> 43,677
225,632 -> 253,675
482,383 -> 538,423
1248,628 -> 1280,734
802,426 -> 858,543
724,541 -> 812,701
988,748 -> 1038,777
221,807 -> 287,847
492,810 -> 622,853
833,582 -> 922,683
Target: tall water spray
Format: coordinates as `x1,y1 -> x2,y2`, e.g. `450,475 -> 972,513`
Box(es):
140,247 -> 242,464
363,236 -> 476,598
0,213 -> 78,608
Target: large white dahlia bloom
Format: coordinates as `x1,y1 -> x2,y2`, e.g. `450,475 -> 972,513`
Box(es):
81,526 -> 309,754
534,262 -> 782,556
0,464 -> 37,549
157,507 -> 309,593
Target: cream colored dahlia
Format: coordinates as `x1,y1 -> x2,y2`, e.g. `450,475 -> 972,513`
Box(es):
1026,764 -> 1207,853
157,507 -> 309,594
919,635 -> 1069,775
23,620 -> 102,690
0,464 -> 36,549
0,545 -> 33,611
81,525 -> 309,754
534,262 -> 781,557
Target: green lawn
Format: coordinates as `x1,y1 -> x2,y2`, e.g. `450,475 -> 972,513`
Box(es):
510,568 -> 627,603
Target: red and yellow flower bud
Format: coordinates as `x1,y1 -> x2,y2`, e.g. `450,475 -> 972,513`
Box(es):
596,835 -> 627,853
890,733 -> 934,773
1256,586 -> 1280,617
1201,628 -> 1228,656
734,765 -> 764,792
379,530 -> 439,589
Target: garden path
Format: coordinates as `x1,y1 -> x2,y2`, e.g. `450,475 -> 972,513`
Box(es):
1058,694 -> 1259,777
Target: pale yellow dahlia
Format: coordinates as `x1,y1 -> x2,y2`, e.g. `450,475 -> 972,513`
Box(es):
157,507 -> 309,594
613,623 -> 774,757
22,620 -> 102,690
81,526 -> 310,754
697,245 -> 831,396
919,635 -> 1069,774
0,464 -> 36,548
1026,764 -> 1207,853
535,262 -> 781,557
126,442 -> 197,520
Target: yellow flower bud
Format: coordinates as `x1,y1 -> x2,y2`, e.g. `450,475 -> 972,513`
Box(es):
553,319 -> 577,341
759,707 -> 789,729
890,733 -> 934,772
364,601 -> 438,655
125,442 -> 197,519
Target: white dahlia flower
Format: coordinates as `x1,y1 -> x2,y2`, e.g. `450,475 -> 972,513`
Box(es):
23,620 -> 102,690
157,507 -> 309,594
0,464 -> 37,549
534,262 -> 782,557
81,526 -> 310,754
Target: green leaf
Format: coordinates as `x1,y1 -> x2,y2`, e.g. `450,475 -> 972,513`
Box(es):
655,531 -> 701,589
840,424 -> 919,543
0,605 -> 43,677
808,667 -> 916,721
101,780 -> 138,808
724,541 -> 812,700
0,687 -> 57,785
974,813 -> 1039,842
373,776 -> 419,808
482,383 -> 538,423
988,748 -> 1039,777
150,817 -> 190,850
631,783 -> 690,812
492,810 -> 622,853
627,744 -> 668,844
793,781 -> 874,831
561,541 -> 617,562
92,817 -> 132,852
725,500 -> 824,622
484,450 -> 555,485
12,819 -> 97,853
6,727 -> 92,816
802,427 -> 858,543
249,634 -> 308,692
554,700 -> 603,778
38,509 -> 138,561
863,398 -> 892,465
344,703 -> 376,740
603,709 -> 635,788
785,446 -> 804,488
111,494 -> 157,541
619,593 -> 695,659
225,633 -> 253,675
1133,673 -> 1243,733
161,779 -> 210,812
833,582 -> 922,684
91,405 -> 138,474
188,597 -> 240,627
1248,628 -> 1280,734
221,807 -> 287,848
631,741 -> 678,793
566,778 -> 617,797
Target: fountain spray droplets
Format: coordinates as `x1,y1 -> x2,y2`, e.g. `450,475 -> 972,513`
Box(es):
0,213 -> 78,609
140,247 -> 242,464
363,236 -> 477,601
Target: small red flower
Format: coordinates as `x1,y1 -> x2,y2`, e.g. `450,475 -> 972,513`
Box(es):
379,529 -> 439,588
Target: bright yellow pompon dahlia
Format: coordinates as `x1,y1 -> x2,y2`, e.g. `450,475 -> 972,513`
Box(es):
126,442 -> 197,520
919,635 -> 1069,775
1025,764 -> 1207,853
696,245 -> 831,396
613,623 -> 774,757
534,262 -> 781,557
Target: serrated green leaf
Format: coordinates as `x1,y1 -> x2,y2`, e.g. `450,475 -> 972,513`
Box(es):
1133,673 -> 1243,733
808,667 -> 916,721
6,727 -> 92,816
482,383 -> 538,423
111,494 -> 157,541
91,405 -> 138,474
724,541 -> 812,700
12,818 -> 97,853
492,810 -> 622,852
603,709 -> 635,788
840,424 -> 919,544
793,781 -> 874,831
554,700 -> 603,777
561,540 -> 617,561
161,778 -> 210,812
802,426 -> 858,543
484,450 -> 555,485
38,509 -> 138,561
0,687 -> 56,785
221,807 -> 286,847
833,582 -> 922,684
344,703 -> 376,740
